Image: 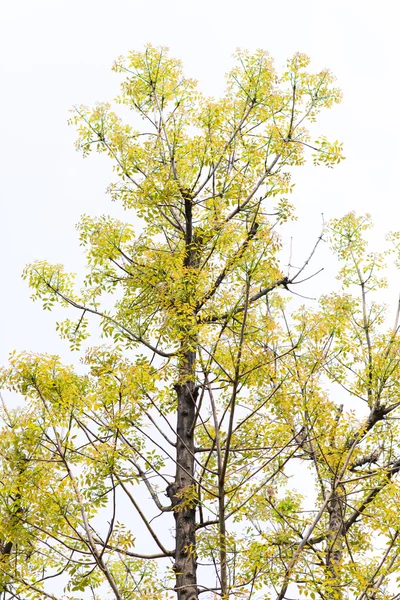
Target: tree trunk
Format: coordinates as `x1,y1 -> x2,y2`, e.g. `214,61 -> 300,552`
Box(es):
168,349 -> 199,600
166,191 -> 200,599
326,486 -> 345,598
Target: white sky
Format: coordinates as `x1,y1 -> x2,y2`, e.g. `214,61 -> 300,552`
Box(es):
0,0 -> 399,362
0,4 -> 399,597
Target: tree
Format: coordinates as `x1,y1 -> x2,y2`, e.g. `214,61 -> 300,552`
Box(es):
4,45 -> 400,600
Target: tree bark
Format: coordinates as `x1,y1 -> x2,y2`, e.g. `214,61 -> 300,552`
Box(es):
326,485 -> 345,598
168,352 -> 199,600
166,190 -> 199,599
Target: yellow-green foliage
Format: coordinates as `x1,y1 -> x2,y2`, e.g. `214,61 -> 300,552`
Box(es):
4,47 -> 399,600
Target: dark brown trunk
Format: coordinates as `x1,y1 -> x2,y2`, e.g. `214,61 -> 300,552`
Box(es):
167,350 -> 198,599
167,190 -> 199,599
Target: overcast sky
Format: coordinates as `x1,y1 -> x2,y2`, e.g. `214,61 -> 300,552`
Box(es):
0,0 -> 399,363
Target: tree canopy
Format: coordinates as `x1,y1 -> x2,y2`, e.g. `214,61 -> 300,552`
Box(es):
2,46 -> 400,600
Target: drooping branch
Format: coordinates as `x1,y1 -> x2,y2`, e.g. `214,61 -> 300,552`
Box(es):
41,277 -> 175,358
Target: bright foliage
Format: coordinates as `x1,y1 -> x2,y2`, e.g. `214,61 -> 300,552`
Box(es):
2,47 -> 399,600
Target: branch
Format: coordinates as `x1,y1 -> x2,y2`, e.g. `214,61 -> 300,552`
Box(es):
196,221 -> 259,313
275,436 -> 360,600
193,99 -> 257,198
307,457 -> 400,547
344,458 -> 400,533
221,154 -> 281,226
116,476 -> 172,556
93,536 -> 173,559
131,459 -> 172,513
357,531 -> 399,600
44,279 -> 174,358
200,276 -> 289,324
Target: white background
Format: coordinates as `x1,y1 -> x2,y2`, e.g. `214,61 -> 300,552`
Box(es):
0,0 -> 399,362
0,4 -> 399,597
